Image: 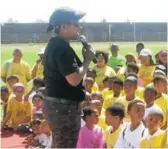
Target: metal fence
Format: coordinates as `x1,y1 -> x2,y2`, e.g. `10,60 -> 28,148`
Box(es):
1,32 -> 167,43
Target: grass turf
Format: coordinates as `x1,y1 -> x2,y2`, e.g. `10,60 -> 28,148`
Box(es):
0,41 -> 167,90
1,42 -> 167,67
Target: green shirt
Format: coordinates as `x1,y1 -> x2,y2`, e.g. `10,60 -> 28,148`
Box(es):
108,55 -> 126,68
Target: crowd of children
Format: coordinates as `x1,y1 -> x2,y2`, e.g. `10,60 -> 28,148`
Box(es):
1,43 -> 168,148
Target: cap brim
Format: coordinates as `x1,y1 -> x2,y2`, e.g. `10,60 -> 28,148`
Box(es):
75,12 -> 86,20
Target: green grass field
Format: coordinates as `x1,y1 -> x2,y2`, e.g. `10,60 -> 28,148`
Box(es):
0,42 -> 167,87
1,42 -> 167,67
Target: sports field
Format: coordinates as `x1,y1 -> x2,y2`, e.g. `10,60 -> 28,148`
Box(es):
1,42 -> 167,67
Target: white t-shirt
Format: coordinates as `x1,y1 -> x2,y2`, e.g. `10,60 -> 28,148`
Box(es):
145,129 -> 163,140
28,91 -> 36,102
114,122 -> 148,148
35,133 -> 47,145
33,106 -> 43,114
144,104 -> 162,119
42,135 -> 52,149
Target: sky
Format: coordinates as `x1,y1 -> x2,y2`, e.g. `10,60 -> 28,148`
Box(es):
0,0 -> 168,23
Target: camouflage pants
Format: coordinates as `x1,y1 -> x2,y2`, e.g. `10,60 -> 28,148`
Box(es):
42,98 -> 81,148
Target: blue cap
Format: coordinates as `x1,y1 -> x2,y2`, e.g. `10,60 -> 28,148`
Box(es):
47,7 -> 85,31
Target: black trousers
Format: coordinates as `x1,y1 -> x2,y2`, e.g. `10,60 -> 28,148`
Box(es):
42,98 -> 81,148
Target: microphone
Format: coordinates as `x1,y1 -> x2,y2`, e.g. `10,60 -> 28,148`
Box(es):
77,34 -> 97,64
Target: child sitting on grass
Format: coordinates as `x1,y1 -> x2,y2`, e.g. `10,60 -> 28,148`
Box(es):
26,119 -> 46,148
1,86 -> 10,130
6,75 -> 19,94
1,83 -> 32,132
1,86 -> 10,119
40,120 -> 52,149
24,78 -> 45,102
32,93 -> 44,120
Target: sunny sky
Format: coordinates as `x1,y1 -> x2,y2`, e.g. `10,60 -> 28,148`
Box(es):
0,0 -> 168,23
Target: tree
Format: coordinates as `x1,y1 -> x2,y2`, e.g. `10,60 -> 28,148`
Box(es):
6,18 -> 18,23
101,17 -> 107,23
35,19 -> 45,23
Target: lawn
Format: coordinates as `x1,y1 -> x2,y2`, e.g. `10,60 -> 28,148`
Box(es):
1,42 -> 167,67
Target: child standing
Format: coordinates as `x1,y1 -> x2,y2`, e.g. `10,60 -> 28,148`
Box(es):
114,100 -> 147,148
84,77 -> 95,93
102,78 -> 123,115
91,100 -> 102,116
125,73 -> 145,100
153,75 -> 168,129
86,68 -> 99,92
91,92 -> 103,102
144,86 -> 162,120
116,76 -> 139,123
101,76 -> 118,101
77,107 -> 105,148
140,109 -> 164,148
104,103 -> 125,148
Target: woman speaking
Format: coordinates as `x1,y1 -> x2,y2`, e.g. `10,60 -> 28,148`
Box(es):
43,7 -> 95,148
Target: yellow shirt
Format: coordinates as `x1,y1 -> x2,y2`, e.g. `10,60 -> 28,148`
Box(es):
121,87 -> 144,101
155,94 -> 168,126
98,114 -> 108,130
91,82 -> 99,92
116,96 -> 139,122
161,130 -> 168,148
138,65 -> 155,86
104,125 -> 123,148
101,94 -> 120,116
102,88 -> 113,101
7,97 -> 32,127
94,65 -> 116,85
140,129 -> 164,148
36,62 -> 44,78
32,62 -> 44,79
117,66 -> 126,81
1,59 -> 32,94
135,87 -> 145,100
